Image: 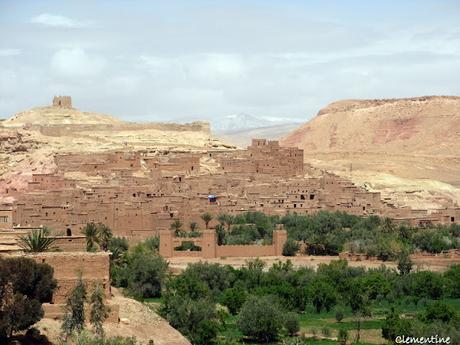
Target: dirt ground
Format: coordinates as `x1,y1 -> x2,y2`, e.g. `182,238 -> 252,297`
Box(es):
167,254 -> 460,273
35,288 -> 191,345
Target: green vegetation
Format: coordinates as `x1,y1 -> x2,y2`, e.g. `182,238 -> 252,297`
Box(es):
110,237 -> 168,299
206,211 -> 460,256
0,257 -> 57,340
60,331 -> 139,345
82,222 -> 114,252
62,275 -> 87,337
17,227 -> 57,252
89,283 -> 110,337
155,258 -> 460,345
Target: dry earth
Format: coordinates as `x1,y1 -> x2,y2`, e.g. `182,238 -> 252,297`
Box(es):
35,288 -> 191,345
166,254 -> 460,273
280,96 -> 460,210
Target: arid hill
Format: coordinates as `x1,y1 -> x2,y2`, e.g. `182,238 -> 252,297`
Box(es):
280,96 -> 460,209
0,101 -> 232,196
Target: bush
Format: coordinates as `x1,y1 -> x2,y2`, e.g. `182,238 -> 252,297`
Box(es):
283,312 -> 300,336
125,251 -> 168,299
0,257 -> 57,339
237,295 -> 283,342
161,296 -> 220,345
308,279 -> 337,313
335,306 -> 345,323
282,239 -> 300,256
220,287 -> 247,315
444,264 -> 460,298
337,329 -> 348,345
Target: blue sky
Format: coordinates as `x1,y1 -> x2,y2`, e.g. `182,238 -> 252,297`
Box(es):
0,0 -> 459,123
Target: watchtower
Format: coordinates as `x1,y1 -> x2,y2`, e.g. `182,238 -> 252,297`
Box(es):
52,96 -> 72,108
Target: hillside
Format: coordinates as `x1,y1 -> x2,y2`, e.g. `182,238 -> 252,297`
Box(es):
2,106 -> 123,126
0,101 -> 232,196
280,96 -> 460,209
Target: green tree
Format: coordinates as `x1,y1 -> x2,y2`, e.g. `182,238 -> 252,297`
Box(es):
309,279 -> 337,313
397,250 -> 413,275
89,282 -> 109,337
348,283 -> 371,343
215,224 -> 226,245
444,264 -> 460,298
201,213 -> 213,229
108,237 -> 129,263
170,219 -> 183,236
237,295 -> 283,342
335,306 -> 345,323
82,222 -> 99,251
220,287 -> 247,315
62,275 -> 87,338
382,308 -> 413,343
282,239 -> 299,256
0,257 -> 57,340
189,222 -> 198,232
17,227 -> 56,252
125,251 -> 168,299
97,224 -> 113,251
419,301 -> 458,323
283,312 -> 300,336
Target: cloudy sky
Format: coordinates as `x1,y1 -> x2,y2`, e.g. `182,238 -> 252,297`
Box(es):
0,0 -> 459,124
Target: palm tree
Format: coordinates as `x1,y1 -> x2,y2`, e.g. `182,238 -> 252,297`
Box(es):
97,223 -> 112,251
201,212 -> 213,229
224,215 -> 234,231
17,227 -> 56,252
82,222 -> 99,251
217,214 -> 227,226
170,219 -> 183,236
189,222 -> 198,232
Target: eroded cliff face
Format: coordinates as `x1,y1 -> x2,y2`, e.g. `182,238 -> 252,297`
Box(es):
280,96 -> 460,209
0,105 -> 231,196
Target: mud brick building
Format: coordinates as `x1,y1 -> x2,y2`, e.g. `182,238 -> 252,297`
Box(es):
1,138 -> 458,242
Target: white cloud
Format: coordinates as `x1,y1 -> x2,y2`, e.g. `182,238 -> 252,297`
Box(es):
51,48 -> 106,78
31,13 -> 88,28
0,49 -> 21,57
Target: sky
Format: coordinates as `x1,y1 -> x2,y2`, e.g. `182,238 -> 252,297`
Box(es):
0,0 -> 459,124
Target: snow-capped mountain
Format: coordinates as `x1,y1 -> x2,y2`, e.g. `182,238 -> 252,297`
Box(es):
211,113 -> 299,134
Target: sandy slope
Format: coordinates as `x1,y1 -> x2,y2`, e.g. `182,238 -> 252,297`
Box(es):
281,96 -> 460,209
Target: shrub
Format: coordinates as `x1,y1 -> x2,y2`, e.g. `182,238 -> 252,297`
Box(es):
335,306 -> 345,323
161,296 -> 220,345
220,287 -> 247,315
237,295 -> 283,342
0,257 -> 57,339
444,264 -> 460,298
337,329 -> 348,345
125,251 -> 168,299
283,312 -> 300,336
397,250 -> 413,275
17,227 -> 57,252
282,239 -> 300,256
309,279 -> 337,313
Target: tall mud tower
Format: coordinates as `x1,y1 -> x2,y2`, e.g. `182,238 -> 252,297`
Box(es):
52,95 -> 72,108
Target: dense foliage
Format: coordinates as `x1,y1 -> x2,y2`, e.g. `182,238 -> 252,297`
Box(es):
158,259 -> 460,345
0,257 -> 57,340
110,237 -> 168,299
211,211 -> 460,257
